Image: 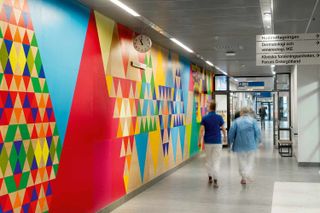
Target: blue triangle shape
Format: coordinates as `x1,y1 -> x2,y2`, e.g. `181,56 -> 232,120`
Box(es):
179,126 -> 186,158
46,155 -> 52,166
0,108 -> 3,119
22,204 -> 30,213
31,158 -> 38,170
5,93 -> 13,108
46,136 -> 52,148
23,95 -> 30,108
46,108 -> 53,119
38,65 -> 45,78
31,187 -> 38,201
14,161 -> 22,174
14,140 -> 23,154
22,11 -> 29,28
4,5 -> 12,21
22,44 -> 30,57
135,133 -> 148,182
4,39 -> 13,53
4,60 -> 13,74
31,108 -> 38,121
171,127 -> 179,162
162,143 -> 167,156
23,63 -> 31,77
46,182 -> 52,196
0,144 -> 3,154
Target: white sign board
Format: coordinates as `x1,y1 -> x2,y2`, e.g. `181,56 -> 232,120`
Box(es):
256,33 -> 320,66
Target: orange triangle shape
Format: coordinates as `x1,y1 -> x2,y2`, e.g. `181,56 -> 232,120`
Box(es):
39,168 -> 45,181
14,28 -> 21,42
39,124 -> 46,138
9,9 -> 17,25
22,31 -> 30,45
13,193 -> 22,208
14,108 -> 22,122
39,198 -> 45,211
14,76 -> 22,89
117,121 -> 123,138
39,95 -> 45,108
127,155 -> 132,170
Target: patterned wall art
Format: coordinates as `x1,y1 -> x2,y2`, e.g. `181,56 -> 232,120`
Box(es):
0,1 -> 214,212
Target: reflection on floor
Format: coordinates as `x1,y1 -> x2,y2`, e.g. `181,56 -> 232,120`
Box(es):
271,182 -> 320,213
112,122 -> 320,213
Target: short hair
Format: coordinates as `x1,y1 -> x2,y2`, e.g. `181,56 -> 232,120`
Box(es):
240,107 -> 250,115
209,101 -> 216,111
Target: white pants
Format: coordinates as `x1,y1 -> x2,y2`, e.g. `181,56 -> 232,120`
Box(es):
205,144 -> 222,179
237,151 -> 255,179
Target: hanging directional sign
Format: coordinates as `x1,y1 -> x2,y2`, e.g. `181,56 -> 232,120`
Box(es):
256,33 -> 320,66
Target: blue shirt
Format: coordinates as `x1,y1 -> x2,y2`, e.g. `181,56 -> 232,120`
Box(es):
228,115 -> 261,152
200,111 -> 224,144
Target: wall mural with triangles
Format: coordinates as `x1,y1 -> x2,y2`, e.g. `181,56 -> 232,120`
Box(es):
0,1 -> 213,212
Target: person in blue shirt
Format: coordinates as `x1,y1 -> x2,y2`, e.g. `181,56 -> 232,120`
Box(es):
198,101 -> 227,188
228,107 -> 261,185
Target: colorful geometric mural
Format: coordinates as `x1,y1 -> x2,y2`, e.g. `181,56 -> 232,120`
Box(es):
0,1 -> 214,212
0,0 -> 61,212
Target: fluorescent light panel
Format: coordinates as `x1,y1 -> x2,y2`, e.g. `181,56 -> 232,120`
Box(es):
110,0 -> 140,17
206,61 -> 214,66
170,38 -> 193,53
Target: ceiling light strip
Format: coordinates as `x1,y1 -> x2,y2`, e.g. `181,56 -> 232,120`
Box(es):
109,0 -> 230,76
110,0 -> 140,17
170,38 -> 193,53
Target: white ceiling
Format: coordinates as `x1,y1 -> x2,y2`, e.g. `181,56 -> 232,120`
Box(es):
78,0 -> 320,76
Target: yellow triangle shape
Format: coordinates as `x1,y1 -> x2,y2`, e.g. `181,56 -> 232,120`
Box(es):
106,76 -> 115,97
94,11 -> 115,74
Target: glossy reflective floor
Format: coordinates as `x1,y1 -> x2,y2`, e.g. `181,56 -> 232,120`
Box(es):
112,122 -> 320,213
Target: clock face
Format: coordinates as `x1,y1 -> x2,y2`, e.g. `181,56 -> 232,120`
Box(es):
133,34 -> 152,53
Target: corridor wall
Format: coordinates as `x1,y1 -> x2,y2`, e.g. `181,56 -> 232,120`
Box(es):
0,0 -> 214,212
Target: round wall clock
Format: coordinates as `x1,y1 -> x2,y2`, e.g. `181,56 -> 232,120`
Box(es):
133,34 -> 152,53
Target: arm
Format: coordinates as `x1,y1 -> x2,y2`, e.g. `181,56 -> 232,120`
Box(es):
253,120 -> 261,145
198,125 -> 205,147
221,125 -> 227,144
228,122 -> 236,146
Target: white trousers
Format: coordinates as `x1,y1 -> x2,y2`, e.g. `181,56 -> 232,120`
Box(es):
205,144 -> 222,179
237,151 -> 255,179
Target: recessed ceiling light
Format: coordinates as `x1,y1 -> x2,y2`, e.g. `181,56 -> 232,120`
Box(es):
226,51 -> 236,56
110,0 -> 140,17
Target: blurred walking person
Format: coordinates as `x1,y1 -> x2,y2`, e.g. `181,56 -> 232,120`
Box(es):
228,107 -> 261,185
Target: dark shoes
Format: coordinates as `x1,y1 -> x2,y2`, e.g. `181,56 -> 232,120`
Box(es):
240,179 -> 246,185
209,176 -> 219,188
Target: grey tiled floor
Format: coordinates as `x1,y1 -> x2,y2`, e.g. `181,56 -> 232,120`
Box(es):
113,123 -> 320,213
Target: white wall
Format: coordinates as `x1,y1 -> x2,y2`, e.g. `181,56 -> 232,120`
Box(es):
297,65 -> 320,163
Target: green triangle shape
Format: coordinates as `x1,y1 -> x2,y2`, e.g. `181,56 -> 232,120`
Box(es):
26,143 -> 34,167
0,27 -> 3,38
27,48 -> 34,72
34,51 -> 42,74
31,35 -> 38,47
154,101 -> 159,115
43,81 -> 49,93
56,139 -> 62,161
5,176 -> 17,193
141,70 -> 146,83
140,119 -> 145,133
150,73 -> 155,92
5,125 -> 18,142
0,41 -> 8,70
0,73 -> 3,86
137,101 -> 142,116
139,83 -> 145,99
145,118 -> 149,132
9,146 -> 18,173
49,138 -> 56,161
53,164 -> 59,176
53,125 -> 59,136
0,147 -> 9,174
17,143 -> 27,169
19,124 -> 30,140
31,77 -> 41,93
148,55 -> 153,68
19,171 -> 30,189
